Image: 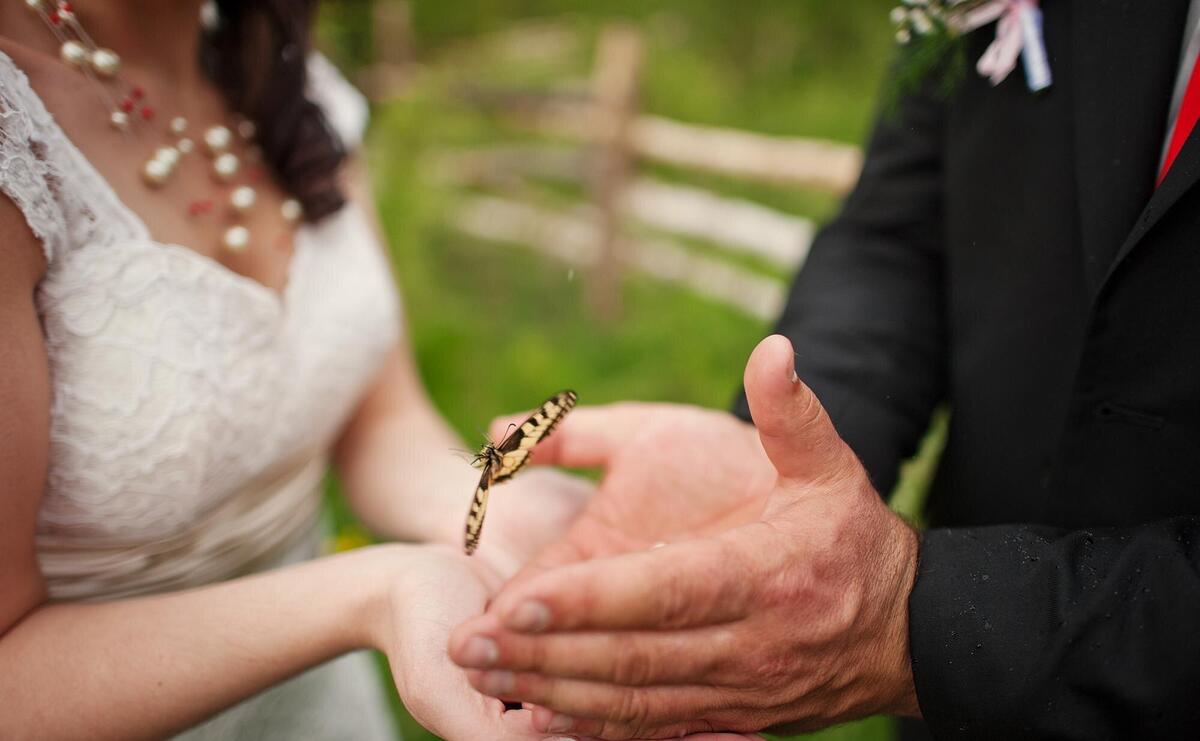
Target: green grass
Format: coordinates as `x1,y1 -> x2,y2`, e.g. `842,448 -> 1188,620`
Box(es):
317,1 -> 934,739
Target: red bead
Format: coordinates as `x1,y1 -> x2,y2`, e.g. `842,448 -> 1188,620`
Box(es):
187,199 -> 214,217
131,86 -> 145,100
49,10 -> 60,23
140,106 -> 155,121
60,1 -> 72,10
120,98 -> 134,113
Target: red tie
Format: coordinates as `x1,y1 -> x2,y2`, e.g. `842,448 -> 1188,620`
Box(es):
1159,48 -> 1200,184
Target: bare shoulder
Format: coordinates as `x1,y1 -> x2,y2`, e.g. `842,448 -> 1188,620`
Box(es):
0,188 -> 47,287
0,188 -> 50,633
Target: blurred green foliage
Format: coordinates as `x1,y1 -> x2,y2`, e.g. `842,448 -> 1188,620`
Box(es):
316,1 -> 933,740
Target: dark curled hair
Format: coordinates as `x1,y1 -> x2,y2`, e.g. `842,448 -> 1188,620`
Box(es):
201,0 -> 347,221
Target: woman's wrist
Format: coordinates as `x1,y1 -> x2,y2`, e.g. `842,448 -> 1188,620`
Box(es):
350,542 -> 488,655
338,543 -> 417,653
468,469 -> 593,575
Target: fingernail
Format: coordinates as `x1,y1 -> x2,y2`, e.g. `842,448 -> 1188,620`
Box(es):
546,714 -> 574,733
506,600 -> 551,632
480,670 -> 515,696
460,636 -> 498,667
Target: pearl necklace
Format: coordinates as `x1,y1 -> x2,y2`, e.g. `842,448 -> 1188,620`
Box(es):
23,0 -> 303,253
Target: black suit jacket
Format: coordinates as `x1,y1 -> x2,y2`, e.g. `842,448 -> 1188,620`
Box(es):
736,2 -> 1200,738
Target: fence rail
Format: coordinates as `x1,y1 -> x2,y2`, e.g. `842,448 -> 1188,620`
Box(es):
452,195 -> 787,320
362,5 -> 862,320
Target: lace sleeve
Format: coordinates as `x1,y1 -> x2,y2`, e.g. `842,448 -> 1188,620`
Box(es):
0,56 -> 69,265
306,53 -> 370,153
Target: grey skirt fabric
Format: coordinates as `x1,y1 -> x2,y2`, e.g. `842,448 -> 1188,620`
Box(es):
177,650 -> 398,741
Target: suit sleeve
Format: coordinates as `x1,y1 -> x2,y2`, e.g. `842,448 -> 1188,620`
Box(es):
734,79 -> 947,496
910,518 -> 1200,738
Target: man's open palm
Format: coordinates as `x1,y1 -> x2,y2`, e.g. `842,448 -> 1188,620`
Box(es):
489,400 -> 776,586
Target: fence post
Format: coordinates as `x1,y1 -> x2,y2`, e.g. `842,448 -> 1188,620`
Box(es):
587,24 -> 644,322
367,0 -> 414,101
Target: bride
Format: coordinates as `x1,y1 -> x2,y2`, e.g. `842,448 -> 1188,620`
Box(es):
0,1 -> 776,738
0,0 -> 605,738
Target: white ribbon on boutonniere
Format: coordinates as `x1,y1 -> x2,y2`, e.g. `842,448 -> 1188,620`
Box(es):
953,0 -> 1052,91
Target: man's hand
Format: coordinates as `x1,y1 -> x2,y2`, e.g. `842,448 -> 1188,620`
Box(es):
449,335 -> 922,739
484,400 -> 776,590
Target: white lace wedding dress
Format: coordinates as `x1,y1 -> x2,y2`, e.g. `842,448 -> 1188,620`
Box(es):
0,50 -> 401,740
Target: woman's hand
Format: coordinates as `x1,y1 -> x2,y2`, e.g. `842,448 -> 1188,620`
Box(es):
375,544 -> 552,740
377,544 -> 762,741
468,468 -> 595,583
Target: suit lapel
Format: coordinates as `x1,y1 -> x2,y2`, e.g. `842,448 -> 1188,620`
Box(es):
1070,0 -> 1189,293
1107,86 -> 1200,288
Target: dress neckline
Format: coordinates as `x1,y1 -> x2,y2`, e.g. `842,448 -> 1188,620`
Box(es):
0,48 -> 308,312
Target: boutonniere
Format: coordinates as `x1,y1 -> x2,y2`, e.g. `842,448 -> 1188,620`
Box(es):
891,0 -> 1052,94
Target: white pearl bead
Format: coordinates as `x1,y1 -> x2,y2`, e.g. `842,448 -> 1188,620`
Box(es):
90,48 -> 120,78
24,0 -> 44,11
212,152 -> 239,181
60,41 -> 88,68
177,137 -> 195,154
200,0 -> 219,30
280,199 -> 302,223
142,158 -> 172,187
222,225 -> 250,252
229,185 -> 257,213
237,120 -> 257,140
110,110 -> 129,131
170,117 -> 189,135
204,125 -> 232,155
154,146 -> 180,169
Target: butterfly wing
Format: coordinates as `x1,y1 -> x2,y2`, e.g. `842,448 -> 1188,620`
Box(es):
491,390 -> 578,484
463,464 -> 492,556
463,390 -> 578,555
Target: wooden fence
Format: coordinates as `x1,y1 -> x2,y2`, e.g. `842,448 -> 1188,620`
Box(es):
360,3 -> 863,321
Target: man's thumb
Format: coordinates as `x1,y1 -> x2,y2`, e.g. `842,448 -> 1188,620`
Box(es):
743,334 -> 846,483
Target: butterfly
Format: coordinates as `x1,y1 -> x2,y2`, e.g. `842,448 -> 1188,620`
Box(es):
464,390 -> 578,555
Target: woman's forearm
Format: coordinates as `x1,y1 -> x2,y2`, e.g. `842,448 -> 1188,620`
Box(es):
0,545 -> 402,741
340,406 -> 477,546
335,348 -> 475,546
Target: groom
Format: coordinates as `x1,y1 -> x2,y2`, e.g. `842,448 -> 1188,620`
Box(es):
453,1 -> 1200,739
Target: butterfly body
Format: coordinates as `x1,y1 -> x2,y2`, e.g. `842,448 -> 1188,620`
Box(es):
464,390 -> 578,555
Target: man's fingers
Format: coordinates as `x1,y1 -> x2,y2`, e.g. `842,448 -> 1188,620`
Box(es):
487,403 -> 656,469
742,334 -> 846,484
486,536 -> 755,633
466,670 -> 719,740
499,514 -> 654,601
499,532 -> 588,595
451,621 -> 737,686
572,734 -> 763,741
